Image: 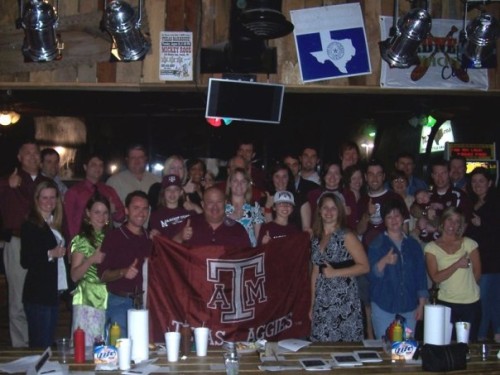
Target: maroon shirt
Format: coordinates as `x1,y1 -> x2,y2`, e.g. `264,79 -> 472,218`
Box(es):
429,186 -> 472,220
149,206 -> 193,239
307,187 -> 344,219
257,221 -> 300,245
0,169 -> 50,237
64,179 -> 126,241
184,213 -> 251,248
343,188 -> 362,231
97,224 -> 152,295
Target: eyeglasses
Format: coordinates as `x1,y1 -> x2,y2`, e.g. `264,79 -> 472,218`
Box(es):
392,178 -> 406,183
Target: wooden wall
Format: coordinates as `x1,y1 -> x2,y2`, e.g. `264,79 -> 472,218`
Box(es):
0,0 -> 499,91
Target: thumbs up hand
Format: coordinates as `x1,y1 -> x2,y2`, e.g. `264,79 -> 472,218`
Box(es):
181,219 -> 193,241
384,248 -> 398,266
261,230 -> 271,245
8,168 -> 21,189
124,258 -> 139,279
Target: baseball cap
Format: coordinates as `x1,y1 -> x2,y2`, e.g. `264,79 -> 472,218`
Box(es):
161,174 -> 182,189
273,191 -> 295,206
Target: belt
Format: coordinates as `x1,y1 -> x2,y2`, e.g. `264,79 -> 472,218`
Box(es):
111,291 -> 136,299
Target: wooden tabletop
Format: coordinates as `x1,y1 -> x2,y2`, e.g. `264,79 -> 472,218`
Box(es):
0,342 -> 499,374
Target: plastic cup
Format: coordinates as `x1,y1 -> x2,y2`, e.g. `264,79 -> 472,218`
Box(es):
194,327 -> 209,357
56,338 -> 71,364
455,321 -> 470,344
116,338 -> 132,370
165,332 -> 181,362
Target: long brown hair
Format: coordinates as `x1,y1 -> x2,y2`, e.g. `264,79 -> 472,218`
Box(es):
312,192 -> 346,238
28,180 -> 63,231
79,194 -> 112,248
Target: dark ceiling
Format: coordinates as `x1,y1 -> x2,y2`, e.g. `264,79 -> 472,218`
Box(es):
5,88 -> 499,120
0,87 -> 499,178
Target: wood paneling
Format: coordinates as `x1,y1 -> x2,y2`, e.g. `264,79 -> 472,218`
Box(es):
143,0 -> 167,83
0,0 -> 500,92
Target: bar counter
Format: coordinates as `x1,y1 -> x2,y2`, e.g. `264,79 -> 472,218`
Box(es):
0,342 -> 499,374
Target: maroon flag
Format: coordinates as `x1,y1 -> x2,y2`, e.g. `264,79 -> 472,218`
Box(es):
148,233 -> 312,344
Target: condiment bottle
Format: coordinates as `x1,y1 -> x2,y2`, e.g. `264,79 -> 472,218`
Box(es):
74,327 -> 86,363
392,322 -> 403,342
110,322 -> 121,347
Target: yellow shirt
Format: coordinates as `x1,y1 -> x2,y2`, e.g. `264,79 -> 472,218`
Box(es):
424,237 -> 479,304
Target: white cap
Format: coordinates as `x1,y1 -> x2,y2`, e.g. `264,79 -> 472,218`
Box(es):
273,191 -> 295,206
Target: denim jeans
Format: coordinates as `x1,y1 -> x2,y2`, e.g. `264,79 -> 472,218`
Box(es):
371,302 -> 417,340
106,293 -> 134,338
24,302 -> 59,349
478,273 -> 500,339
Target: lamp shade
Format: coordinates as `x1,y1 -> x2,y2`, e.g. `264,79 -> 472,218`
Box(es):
0,111 -> 21,126
20,0 -> 60,62
463,12 -> 499,68
380,8 -> 432,68
102,0 -> 150,61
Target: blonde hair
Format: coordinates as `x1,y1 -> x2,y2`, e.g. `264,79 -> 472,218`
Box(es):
163,155 -> 186,184
438,206 -> 466,237
226,168 -> 252,203
29,180 -> 64,231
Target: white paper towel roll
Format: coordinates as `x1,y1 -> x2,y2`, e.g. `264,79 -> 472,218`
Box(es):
424,304 -> 452,345
128,309 -> 149,362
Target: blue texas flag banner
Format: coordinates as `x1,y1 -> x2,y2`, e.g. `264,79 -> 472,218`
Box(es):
290,3 -> 371,83
147,233 -> 312,344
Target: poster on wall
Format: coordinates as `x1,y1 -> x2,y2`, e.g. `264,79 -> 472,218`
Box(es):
419,120 -> 455,154
380,17 -> 488,90
159,31 -> 193,81
290,3 -> 371,83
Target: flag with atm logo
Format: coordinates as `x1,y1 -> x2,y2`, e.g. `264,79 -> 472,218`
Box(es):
147,233 -> 311,344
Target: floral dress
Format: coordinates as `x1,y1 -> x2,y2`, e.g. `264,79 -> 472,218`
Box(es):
310,229 -> 364,342
225,202 -> 264,247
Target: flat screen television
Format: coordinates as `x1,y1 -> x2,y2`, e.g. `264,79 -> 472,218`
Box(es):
205,78 -> 285,124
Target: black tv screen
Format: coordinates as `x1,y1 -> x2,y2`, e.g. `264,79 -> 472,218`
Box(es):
205,78 -> 285,124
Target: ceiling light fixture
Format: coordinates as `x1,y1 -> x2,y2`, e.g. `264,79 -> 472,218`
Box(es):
101,0 -> 151,62
17,0 -> 63,62
379,0 -> 432,68
460,0 -> 500,68
0,111 -> 21,126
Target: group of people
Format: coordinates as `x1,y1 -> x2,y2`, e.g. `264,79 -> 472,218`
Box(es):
0,138 -> 498,349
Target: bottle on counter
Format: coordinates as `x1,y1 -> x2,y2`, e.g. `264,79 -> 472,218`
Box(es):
224,342 -> 239,375
74,327 -> 86,363
393,322 -> 403,343
110,322 -> 121,347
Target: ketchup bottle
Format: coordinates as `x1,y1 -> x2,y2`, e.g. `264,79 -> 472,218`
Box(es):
74,327 -> 86,363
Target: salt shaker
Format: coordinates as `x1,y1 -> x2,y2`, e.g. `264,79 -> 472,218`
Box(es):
224,342 -> 239,375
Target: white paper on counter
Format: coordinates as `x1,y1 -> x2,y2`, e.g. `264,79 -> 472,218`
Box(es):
424,304 -> 452,345
128,309 -> 149,363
